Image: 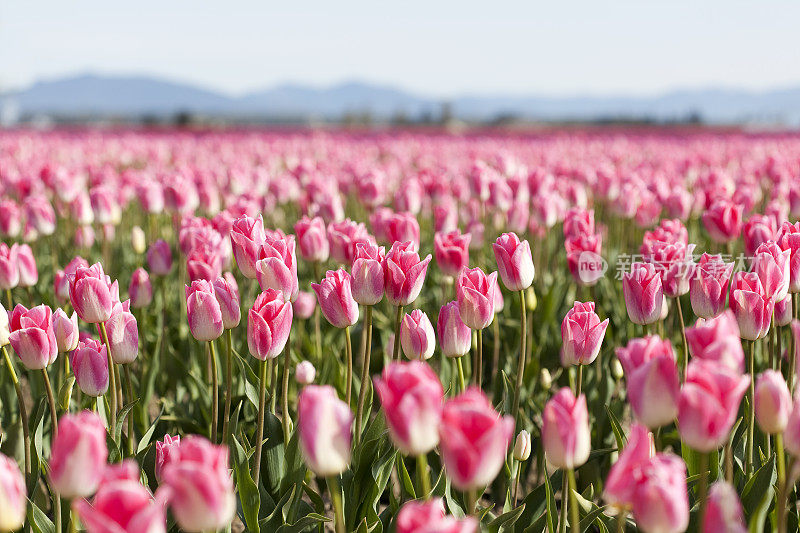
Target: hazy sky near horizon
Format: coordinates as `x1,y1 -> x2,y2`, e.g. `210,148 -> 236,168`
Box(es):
1,0 -> 799,97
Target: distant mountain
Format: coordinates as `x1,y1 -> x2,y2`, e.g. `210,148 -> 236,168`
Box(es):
4,73 -> 800,124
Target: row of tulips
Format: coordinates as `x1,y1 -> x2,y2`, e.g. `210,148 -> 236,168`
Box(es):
2,129 -> 800,533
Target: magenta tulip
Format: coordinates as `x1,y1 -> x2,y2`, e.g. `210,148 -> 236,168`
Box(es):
684,310 -> 745,373
351,241 -> 385,305
456,267 -> 498,330
212,275 -> 241,329
312,268 -> 359,329
9,304 -> 58,370
185,280 -> 223,342
623,262 -> 664,325
755,369 -> 792,434
50,411 -> 108,498
52,308 -> 79,353
69,263 -> 115,324
689,253 -> 734,319
129,267 -> 153,308
383,241 -> 431,306
294,216 -> 329,263
702,200 -> 743,243
493,232 -> 534,291
247,288 -> 293,360
0,453 -> 26,532
70,338 -> 109,397
560,301 -> 609,366
729,271 -> 773,341
631,454 -> 689,533
155,434 -> 181,481
104,300 -> 139,364
297,385 -> 353,476
542,387 -> 591,469
0,244 -> 19,290
604,424 -> 654,509
292,290 -> 316,320
15,244 -> 37,288
147,239 -> 173,277
437,301 -> 471,358
396,498 -> 478,533
230,214 -> 266,279
255,236 -> 299,302
400,310 -> 435,361
702,481 -> 747,533
434,230 -> 471,279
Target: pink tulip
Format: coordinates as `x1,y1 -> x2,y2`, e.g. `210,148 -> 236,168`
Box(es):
0,453 -> 26,532
104,300 -> 139,364
185,280 -> 223,342
622,262 -> 664,325
385,212 -> 421,251
70,338 -> 109,397
374,361 -> 444,455
255,236 -> 299,302
776,294 -> 793,326
383,241 -> 431,306
565,232 -> 603,287
784,398 -> 800,457
685,310 -> 745,372
75,225 -> 96,248
777,221 -> 800,293
437,301 -> 471,358
743,214 -> 777,258
160,436 -> 236,532
604,424 -> 654,508
456,267 -> 498,330
689,253 -> 734,318
295,360 -> 316,385
52,308 -> 79,353
351,241 -> 385,305
400,310 -> 436,361
439,388 -> 513,490
755,369 -> 792,434
147,239 -> 173,277
702,200 -> 743,243
212,276 -> 240,329
128,268 -> 153,309
247,288 -> 293,360
616,336 -> 680,428
74,475 -> 168,533
155,434 -> 181,481
0,244 -> 19,290
230,214 -> 266,279
9,304 -> 58,369
0,200 -> 22,238
55,256 -> 89,304
493,232 -> 534,291
434,230 -> 471,279
0,303 -> 8,346
542,387 -> 591,469
50,411 -> 108,498
564,208 -> 595,239
297,385 -> 353,476
311,268 -> 359,329
186,246 -> 224,282
753,241 -> 790,304
292,290 -> 316,320
643,240 -> 695,298
560,301 -> 609,366
16,244 -> 37,288
729,271 -> 773,340
396,498 -> 478,533
702,481 -> 747,533
69,263 -> 115,324
294,216 -> 329,263
631,454 -> 689,533
678,360 -> 750,452
328,219 -> 373,264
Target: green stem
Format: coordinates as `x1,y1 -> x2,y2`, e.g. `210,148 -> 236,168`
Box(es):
344,326 -> 352,407
282,332 -> 292,445
222,329 -> 233,444
747,340 -> 755,477
122,365 -> 135,455
3,346 -> 30,475
456,356 -> 466,393
511,290 -> 527,428
327,476 -> 346,533
513,460 -> 522,506
575,364 -> 583,397
355,306 -> 373,446
99,321 -> 117,435
559,470 -> 568,533
42,368 -> 61,533
697,451 -> 709,527
313,262 -> 323,362
417,453 -> 431,498
725,439 -> 733,484
269,358 -> 278,414
777,432 -> 787,533
393,305 -> 404,361
466,488 -> 478,516
475,328 -> 483,386
253,358 -> 268,485
616,510 -> 627,533
6,288 -> 12,310
209,340 -> 219,443
675,296 -> 688,381
568,469 -> 579,533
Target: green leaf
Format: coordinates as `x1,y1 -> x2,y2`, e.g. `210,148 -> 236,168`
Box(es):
396,456 -> 416,499
113,399 -> 140,447
605,406 -> 627,451
232,437 -> 261,533
742,455 -> 776,521
57,375 -> 75,412
136,407 -> 163,455
275,512 -> 330,533
487,503 -> 526,532
27,499 -> 54,533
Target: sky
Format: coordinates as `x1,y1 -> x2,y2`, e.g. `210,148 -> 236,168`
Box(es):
1,0 -> 799,98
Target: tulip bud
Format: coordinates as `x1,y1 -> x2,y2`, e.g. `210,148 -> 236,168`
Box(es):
0,303 -> 8,347
50,411 -> 108,498
312,269 -> 359,329
611,358 -> 624,380
129,268 -> 153,309
186,280 -> 223,342
702,481 -> 746,533
400,310 -> 436,361
456,267 -> 498,330
542,387 -> 591,469
298,385 -> 353,476
437,301 -> 471,358
622,262 -> 664,325
247,289 -> 293,361
513,430 -> 531,461
560,301 -> 609,366
131,226 -> 147,254
396,498 -> 478,533
292,291 -> 316,320
374,361 -> 444,455
434,230 -> 471,279
69,263 -> 114,324
526,287 -> 537,311
539,368 -> 552,389
213,276 -> 241,329
493,232 -> 534,291
439,388 -> 513,490
690,253 -> 734,319
294,216 -> 330,263
16,244 -> 37,288
383,241 -> 431,306
70,338 -> 109,397
631,455 -> 689,533
104,301 -> 138,364
52,308 -> 79,353
9,304 -> 58,369
160,436 -> 236,532
155,434 -> 181,481
147,239 -> 173,277
255,236 -> 299,302
295,361 -> 316,385
0,453 -> 26,532
755,369 -> 792,434
351,242 -> 385,305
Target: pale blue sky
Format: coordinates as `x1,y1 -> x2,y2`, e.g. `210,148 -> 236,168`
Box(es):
1,0 -> 798,96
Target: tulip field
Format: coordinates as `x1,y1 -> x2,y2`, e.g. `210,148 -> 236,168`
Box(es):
2,128 -> 800,532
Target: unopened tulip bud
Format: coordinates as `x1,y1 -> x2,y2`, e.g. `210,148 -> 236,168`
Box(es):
70,338 -> 109,397
295,361 -> 316,385
755,370 -> 792,434
526,287 -> 537,311
514,430 -> 531,461
131,226 -> 146,254
611,358 -> 624,380
50,411 -> 108,498
702,481 -> 746,533
52,308 -> 79,353
542,387 -> 591,469
186,280 -> 223,342
297,385 -> 353,476
0,303 -> 8,346
0,453 -> 26,532
493,232 -> 534,291
129,268 -> 153,309
539,368 -> 552,389
400,309 -> 435,361
155,434 -> 181,481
